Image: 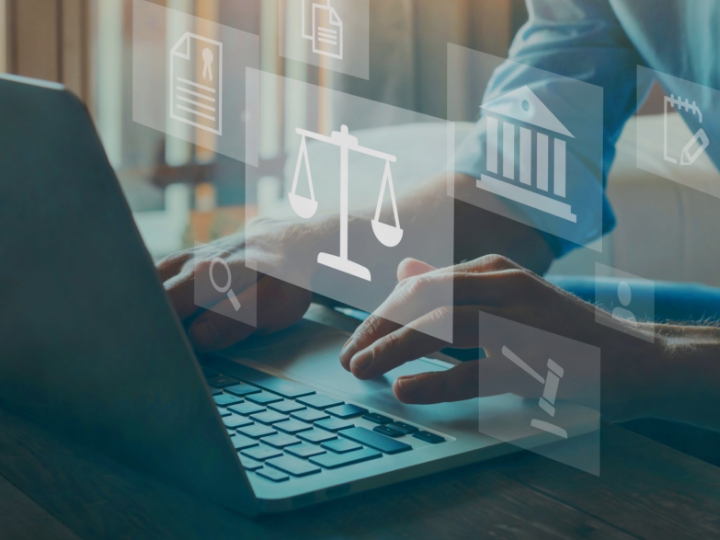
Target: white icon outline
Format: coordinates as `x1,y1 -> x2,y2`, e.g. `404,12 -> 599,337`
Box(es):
209,258 -> 241,312
611,280 -> 638,327
663,94 -> 709,166
502,346 -> 568,439
289,124 -> 402,282
170,32 -> 223,136
301,0 -> 344,60
478,86 -> 577,223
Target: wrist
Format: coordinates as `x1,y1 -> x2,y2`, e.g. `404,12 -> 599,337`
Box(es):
608,323 -> 720,426
597,322 -> 668,422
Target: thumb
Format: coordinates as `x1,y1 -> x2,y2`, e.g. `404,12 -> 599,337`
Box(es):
397,258 -> 436,282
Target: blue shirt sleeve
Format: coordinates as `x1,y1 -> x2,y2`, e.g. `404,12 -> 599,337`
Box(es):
454,0 -> 653,257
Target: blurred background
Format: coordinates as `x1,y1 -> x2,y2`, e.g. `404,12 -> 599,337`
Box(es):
2,0 -> 719,291
0,0 -> 526,258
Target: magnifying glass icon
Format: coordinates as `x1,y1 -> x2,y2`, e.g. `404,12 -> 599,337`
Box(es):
209,258 -> 241,312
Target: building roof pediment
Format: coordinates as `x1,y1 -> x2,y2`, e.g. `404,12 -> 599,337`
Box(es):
481,86 -> 574,139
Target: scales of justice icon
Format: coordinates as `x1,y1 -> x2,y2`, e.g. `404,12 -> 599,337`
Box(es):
288,125 -> 403,282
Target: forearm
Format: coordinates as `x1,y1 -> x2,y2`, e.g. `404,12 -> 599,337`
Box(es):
651,325 -> 720,431
382,173 -> 555,274
604,319 -> 720,431
450,174 -> 555,274
306,172 -> 556,276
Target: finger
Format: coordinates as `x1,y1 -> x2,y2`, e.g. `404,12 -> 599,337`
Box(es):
348,306 -> 481,380
340,273 -> 453,368
393,362 -> 482,404
340,267 -> 539,367
188,276 -> 312,350
412,254 -> 519,277
397,258 -> 436,281
157,251 -> 192,282
165,258 -> 259,320
393,353 -> 534,404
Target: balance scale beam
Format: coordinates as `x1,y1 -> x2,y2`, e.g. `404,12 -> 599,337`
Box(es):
296,128 -> 397,163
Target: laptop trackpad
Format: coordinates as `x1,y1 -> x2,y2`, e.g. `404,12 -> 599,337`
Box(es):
228,321 -> 449,398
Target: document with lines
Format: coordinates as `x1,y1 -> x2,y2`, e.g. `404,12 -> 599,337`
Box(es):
170,32 -> 223,136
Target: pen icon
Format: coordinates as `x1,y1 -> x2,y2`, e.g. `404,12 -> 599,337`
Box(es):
663,94 -> 709,167
680,128 -> 710,166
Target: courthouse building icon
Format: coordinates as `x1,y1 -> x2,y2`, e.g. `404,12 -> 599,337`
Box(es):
478,86 -> 577,223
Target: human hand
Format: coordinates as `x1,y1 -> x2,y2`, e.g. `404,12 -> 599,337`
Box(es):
339,256 -> 658,419
158,219 -> 317,351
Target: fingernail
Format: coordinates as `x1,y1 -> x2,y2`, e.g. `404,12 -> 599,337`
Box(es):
190,320 -> 219,349
350,350 -> 373,375
395,376 -> 421,398
340,339 -> 357,363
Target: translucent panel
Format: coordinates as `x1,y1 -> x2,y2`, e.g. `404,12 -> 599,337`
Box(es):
595,263 -> 655,343
448,44 -> 604,252
245,69 -> 455,342
636,66 -> 720,200
476,310 -> 601,476
278,0 -> 370,80
193,241 -> 257,330
132,0 -> 260,166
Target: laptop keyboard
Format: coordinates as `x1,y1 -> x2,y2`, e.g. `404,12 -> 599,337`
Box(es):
204,367 -> 446,483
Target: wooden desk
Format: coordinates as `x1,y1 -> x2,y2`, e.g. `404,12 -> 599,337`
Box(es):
0,403 -> 718,540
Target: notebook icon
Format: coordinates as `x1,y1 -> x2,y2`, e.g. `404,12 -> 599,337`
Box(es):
170,32 -> 223,135
302,0 -> 343,60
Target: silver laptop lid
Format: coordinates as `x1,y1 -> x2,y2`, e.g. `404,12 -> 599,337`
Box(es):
0,74 -> 257,516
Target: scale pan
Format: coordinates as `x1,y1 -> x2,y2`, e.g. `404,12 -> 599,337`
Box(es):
372,220 -> 404,247
289,193 -> 318,219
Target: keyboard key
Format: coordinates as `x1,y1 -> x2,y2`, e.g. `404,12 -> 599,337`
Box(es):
250,378 -> 316,399
223,414 -> 253,429
326,404 -> 368,419
241,446 -> 283,461
206,375 -> 240,389
261,433 -> 302,449
246,392 -> 283,405
250,411 -> 289,425
388,422 -> 419,435
373,425 -> 405,438
321,438 -> 362,454
210,388 -> 222,396
310,448 -> 382,469
274,419 -> 313,435
225,383 -> 262,398
239,455 -> 263,471
340,427 -> 412,454
286,443 -> 327,459
214,394 -> 243,407
267,455 -> 321,477
230,434 -> 259,451
238,424 -> 277,439
256,468 -> 289,482
217,407 -> 231,417
413,431 -> 446,444
268,400 -> 306,414
228,402 -> 265,417
298,429 -> 338,444
315,418 -> 353,432
362,412 -> 394,425
291,409 -> 329,423
297,394 -> 344,410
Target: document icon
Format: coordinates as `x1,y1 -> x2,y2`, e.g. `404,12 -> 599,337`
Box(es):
302,0 -> 343,60
170,32 -> 223,135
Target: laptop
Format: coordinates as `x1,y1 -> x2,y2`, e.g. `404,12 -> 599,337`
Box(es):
0,74 -> 598,516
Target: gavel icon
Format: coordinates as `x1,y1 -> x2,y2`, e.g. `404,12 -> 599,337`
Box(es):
502,346 -> 568,438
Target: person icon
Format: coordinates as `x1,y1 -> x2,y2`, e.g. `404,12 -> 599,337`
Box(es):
612,281 -> 637,326
202,48 -> 214,81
